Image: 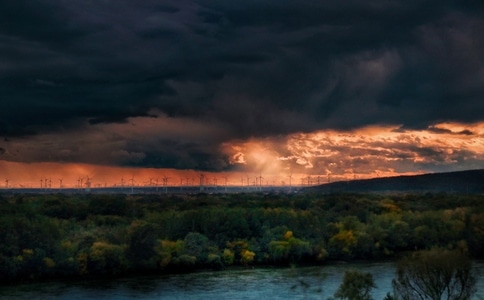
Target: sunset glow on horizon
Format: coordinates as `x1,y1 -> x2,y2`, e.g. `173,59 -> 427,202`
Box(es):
2,121 -> 483,189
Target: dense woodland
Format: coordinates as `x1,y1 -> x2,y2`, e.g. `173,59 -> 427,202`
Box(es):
0,192 -> 483,282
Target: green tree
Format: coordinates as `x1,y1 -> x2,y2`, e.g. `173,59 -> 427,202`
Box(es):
126,221 -> 159,269
392,248 -> 477,300
154,239 -> 184,269
334,270 -> 376,300
88,241 -> 128,275
268,231 -> 311,263
183,232 -> 210,264
221,248 -> 235,265
333,269 -> 376,300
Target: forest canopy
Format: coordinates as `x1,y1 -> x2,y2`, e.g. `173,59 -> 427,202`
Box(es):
0,192 -> 482,282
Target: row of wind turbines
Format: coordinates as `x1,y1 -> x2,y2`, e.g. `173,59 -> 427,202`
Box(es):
2,172 -> 335,192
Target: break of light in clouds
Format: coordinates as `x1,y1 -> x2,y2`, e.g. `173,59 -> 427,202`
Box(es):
2,122 -> 483,188
1,0 -> 484,187
224,122 -> 484,179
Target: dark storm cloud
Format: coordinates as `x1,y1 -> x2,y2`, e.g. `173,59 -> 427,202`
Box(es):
1,0 -> 483,169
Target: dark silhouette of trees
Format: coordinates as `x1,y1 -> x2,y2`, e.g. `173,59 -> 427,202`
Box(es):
391,248 -> 477,300
333,270 -> 376,300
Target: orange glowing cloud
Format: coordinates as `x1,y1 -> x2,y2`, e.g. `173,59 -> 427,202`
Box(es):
223,122 -> 484,182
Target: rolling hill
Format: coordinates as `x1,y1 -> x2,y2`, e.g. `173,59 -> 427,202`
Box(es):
306,169 -> 484,194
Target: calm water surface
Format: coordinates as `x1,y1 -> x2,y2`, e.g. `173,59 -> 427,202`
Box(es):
1,262 -> 483,299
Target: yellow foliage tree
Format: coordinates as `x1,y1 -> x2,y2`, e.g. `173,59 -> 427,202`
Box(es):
283,230 -> 293,240
154,239 -> 184,269
330,230 -> 357,255
240,250 -> 255,266
222,249 -> 235,265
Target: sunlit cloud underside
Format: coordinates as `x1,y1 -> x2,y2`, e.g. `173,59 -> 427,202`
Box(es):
1,122 -> 483,188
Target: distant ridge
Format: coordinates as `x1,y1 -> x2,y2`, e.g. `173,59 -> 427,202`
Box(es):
306,169 -> 484,193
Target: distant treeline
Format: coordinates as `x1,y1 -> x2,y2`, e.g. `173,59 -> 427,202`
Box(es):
0,192 -> 482,282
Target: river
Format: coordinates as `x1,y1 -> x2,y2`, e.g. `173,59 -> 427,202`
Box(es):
1,262 -> 483,299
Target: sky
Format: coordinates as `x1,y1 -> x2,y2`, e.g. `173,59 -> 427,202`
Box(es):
1,0 -> 484,188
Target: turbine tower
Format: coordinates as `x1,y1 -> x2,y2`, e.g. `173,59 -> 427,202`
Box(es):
199,173 -> 205,192
162,175 -> 169,194
79,177 -> 84,192
288,174 -> 292,193
223,176 -> 228,193
129,176 -> 135,194
85,176 -> 92,192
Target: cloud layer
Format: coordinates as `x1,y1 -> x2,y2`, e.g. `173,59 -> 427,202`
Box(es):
1,0 -> 483,172
224,122 -> 484,177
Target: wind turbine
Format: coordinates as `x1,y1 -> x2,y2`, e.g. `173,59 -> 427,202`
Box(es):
258,174 -> 263,191
58,178 -> 63,190
223,176 -> 228,193
5,178 -> 9,189
79,177 -> 84,192
199,173 -> 205,192
288,174 -> 293,193
85,176 -> 92,192
129,176 -> 136,194
162,175 -> 169,194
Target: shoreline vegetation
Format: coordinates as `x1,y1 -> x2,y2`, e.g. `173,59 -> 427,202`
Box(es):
0,192 -> 483,285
